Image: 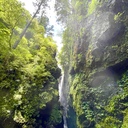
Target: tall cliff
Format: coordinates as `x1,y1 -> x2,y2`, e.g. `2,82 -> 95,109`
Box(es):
58,0 -> 128,127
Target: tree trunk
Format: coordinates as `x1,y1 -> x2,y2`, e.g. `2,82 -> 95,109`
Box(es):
12,1 -> 43,49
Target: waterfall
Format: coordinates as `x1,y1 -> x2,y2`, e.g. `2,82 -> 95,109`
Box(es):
59,74 -> 68,128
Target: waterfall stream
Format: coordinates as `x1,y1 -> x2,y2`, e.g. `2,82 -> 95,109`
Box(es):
59,74 -> 68,128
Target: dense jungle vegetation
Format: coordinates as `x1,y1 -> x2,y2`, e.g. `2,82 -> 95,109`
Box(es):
0,0 -> 62,127
0,0 -> 128,128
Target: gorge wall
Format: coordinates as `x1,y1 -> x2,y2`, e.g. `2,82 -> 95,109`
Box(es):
59,0 -> 128,128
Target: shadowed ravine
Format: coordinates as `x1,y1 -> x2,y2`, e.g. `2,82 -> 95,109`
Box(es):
1,0 -> 128,127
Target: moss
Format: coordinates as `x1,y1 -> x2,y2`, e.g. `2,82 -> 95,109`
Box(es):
122,108 -> 128,128
59,1 -> 128,127
49,105 -> 62,125
96,116 -> 122,128
93,29 -> 128,69
96,71 -> 128,128
70,74 -> 88,127
87,0 -> 99,15
85,46 -> 93,68
114,12 -> 123,21
69,69 -> 128,127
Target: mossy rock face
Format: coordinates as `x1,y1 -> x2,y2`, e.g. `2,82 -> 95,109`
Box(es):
70,71 -> 128,128
68,0 -> 128,128
71,0 -> 128,72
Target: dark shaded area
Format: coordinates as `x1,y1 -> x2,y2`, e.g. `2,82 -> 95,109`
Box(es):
109,58 -> 128,76
67,106 -> 77,128
0,118 -> 21,128
33,101 -> 63,128
52,67 -> 61,79
90,58 -> 128,91
112,0 -> 128,14
94,58 -> 128,78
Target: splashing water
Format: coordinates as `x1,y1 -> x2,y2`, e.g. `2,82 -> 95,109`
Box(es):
59,74 -> 68,128
59,75 -> 64,104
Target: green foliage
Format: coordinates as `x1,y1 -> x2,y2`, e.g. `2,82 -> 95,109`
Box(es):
96,116 -> 122,128
87,0 -> 99,15
70,73 -> 90,127
81,102 -> 94,121
56,0 -> 128,128
0,0 -> 28,29
58,28 -> 73,70
49,105 -> 62,125
114,12 -> 123,21
95,71 -> 128,128
55,0 -> 71,24
0,0 -> 62,127
122,108 -> 128,128
0,0 -> 30,50
69,70 -> 128,128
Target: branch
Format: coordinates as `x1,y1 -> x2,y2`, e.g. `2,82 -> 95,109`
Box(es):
12,1 -> 44,49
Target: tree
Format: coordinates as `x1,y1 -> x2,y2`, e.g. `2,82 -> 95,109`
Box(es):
0,0 -> 29,49
12,0 -> 50,49
55,0 -> 71,24
0,0 -> 62,127
38,15 -> 54,36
